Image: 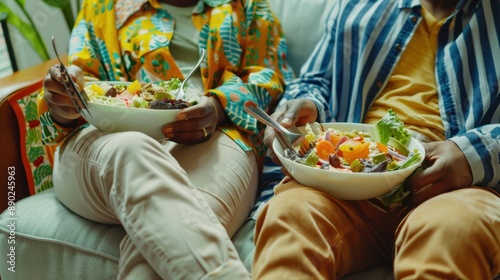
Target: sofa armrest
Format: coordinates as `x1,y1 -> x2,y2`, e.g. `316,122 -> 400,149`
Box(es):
0,56 -> 65,213
0,90 -> 30,212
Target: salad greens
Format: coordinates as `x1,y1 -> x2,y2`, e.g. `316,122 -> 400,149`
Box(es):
286,109 -> 424,206
156,78 -> 182,92
85,78 -> 187,109
369,109 -> 422,206
369,108 -> 411,146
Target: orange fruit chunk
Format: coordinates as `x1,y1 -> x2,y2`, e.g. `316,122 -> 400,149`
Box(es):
315,140 -> 336,160
338,139 -> 363,152
339,139 -> 370,164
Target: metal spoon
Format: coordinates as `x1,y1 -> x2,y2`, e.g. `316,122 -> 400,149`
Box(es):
244,100 -> 305,153
175,48 -> 206,100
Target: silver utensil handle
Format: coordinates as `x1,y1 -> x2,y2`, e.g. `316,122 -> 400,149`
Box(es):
244,100 -> 289,133
244,100 -> 298,152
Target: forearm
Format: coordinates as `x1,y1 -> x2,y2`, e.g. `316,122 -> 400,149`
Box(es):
281,81 -> 331,123
212,95 -> 226,126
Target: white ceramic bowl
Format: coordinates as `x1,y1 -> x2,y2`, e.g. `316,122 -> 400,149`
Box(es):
273,123 -> 425,200
81,82 -> 181,141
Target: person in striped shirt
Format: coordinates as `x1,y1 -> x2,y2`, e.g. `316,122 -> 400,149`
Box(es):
253,0 -> 499,279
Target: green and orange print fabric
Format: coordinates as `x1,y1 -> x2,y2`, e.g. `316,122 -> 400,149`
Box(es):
10,82 -> 56,195
38,0 -> 293,162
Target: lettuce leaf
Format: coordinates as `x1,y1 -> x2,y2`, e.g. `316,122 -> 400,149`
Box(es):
369,109 -> 411,146
156,78 -> 182,92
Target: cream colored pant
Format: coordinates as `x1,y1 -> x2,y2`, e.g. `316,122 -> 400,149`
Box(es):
53,126 -> 258,280
253,176 -> 500,280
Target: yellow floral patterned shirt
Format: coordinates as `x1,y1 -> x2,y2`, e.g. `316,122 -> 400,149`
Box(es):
38,0 -> 294,164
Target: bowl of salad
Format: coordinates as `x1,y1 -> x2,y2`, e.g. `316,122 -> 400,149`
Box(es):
80,79 -> 201,141
273,110 -> 425,202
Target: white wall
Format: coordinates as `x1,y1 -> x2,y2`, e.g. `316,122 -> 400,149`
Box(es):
4,0 -> 79,70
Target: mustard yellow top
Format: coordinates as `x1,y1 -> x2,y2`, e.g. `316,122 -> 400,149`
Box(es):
38,0 -> 294,164
364,6 -> 446,142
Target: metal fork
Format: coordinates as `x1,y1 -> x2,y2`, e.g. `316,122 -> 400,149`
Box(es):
244,100 -> 305,154
174,49 -> 206,100
51,36 -> 92,117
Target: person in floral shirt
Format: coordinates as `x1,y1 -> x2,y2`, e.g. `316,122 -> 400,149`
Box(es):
39,0 -> 293,279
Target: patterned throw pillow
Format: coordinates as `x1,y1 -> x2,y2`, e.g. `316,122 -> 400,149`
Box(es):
9,81 -> 55,195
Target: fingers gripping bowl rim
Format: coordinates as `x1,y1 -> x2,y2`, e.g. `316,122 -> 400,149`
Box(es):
273,123 -> 425,200
80,81 -> 191,141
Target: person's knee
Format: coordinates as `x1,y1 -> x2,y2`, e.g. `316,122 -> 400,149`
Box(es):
107,132 -> 166,167
261,186 -> 329,227
398,189 -> 496,245
101,131 -> 169,188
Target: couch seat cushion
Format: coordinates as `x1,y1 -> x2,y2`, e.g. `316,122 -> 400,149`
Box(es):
0,189 -> 260,279
0,189 -> 124,279
268,0 -> 336,74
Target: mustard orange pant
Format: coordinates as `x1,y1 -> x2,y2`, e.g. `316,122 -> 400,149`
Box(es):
252,177 -> 500,280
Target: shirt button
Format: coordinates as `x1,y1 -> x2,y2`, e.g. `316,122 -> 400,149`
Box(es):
376,81 -> 383,88
410,15 -> 417,23
395,43 -> 402,51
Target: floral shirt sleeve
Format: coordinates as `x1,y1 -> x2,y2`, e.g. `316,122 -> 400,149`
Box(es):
38,0 -> 293,161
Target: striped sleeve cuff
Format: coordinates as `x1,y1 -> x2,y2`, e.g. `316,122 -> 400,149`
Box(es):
450,129 -> 500,188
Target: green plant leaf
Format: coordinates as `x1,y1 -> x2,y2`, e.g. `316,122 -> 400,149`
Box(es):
14,0 -> 27,7
41,0 -> 68,7
60,3 -> 75,29
0,2 -> 49,60
0,3 -> 13,17
42,0 -> 74,29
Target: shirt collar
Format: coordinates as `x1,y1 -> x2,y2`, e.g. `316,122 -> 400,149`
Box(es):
459,0 -> 481,14
115,0 -> 156,29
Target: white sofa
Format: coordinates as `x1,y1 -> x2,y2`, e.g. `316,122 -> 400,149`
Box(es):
0,0 -> 394,279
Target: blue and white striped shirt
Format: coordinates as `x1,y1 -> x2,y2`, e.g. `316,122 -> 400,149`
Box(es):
282,0 -> 499,188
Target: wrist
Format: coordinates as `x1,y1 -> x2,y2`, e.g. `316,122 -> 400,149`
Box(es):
51,113 -> 77,128
211,96 -> 226,126
39,111 -> 78,145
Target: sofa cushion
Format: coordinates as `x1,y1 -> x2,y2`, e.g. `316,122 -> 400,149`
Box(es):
268,0 -> 336,75
232,219 -> 257,272
0,189 -> 124,279
0,189 -> 261,279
